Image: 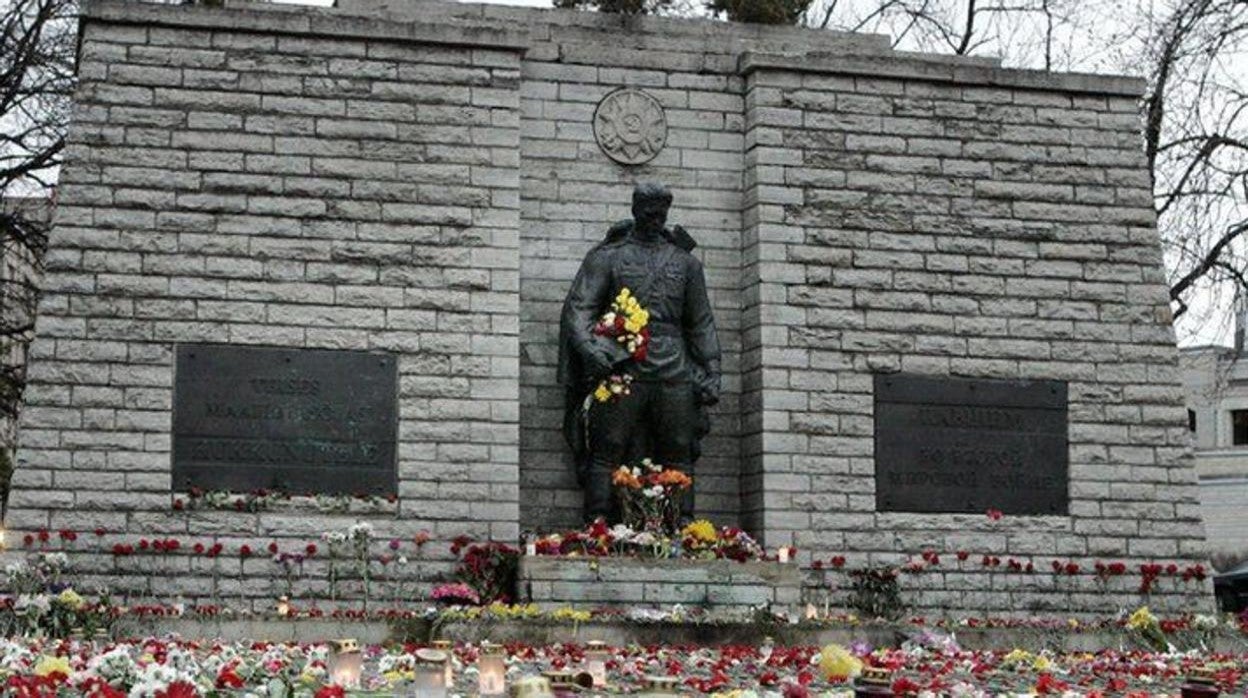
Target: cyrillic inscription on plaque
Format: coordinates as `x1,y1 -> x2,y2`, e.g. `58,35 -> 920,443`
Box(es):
173,344 -> 397,496
874,374 -> 1068,515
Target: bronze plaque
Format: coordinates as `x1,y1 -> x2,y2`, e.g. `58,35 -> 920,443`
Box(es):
172,344 -> 397,496
874,374 -> 1068,515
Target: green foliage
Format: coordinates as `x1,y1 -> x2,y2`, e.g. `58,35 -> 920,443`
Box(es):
705,0 -> 811,24
848,566 -> 904,620
552,0 -> 675,14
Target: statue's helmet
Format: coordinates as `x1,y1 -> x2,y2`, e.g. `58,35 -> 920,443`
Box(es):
632,182 -> 672,212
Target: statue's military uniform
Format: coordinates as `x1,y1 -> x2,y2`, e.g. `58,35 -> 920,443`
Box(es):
557,219 -> 722,521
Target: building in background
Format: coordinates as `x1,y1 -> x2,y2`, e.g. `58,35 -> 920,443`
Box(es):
1181,296 -> 1248,562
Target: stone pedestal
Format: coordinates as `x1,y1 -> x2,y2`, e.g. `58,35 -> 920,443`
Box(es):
518,557 -> 802,613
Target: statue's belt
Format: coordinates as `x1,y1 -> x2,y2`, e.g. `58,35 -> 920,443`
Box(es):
645,322 -> 682,336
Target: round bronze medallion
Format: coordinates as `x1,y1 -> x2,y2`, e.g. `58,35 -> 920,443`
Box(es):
593,88 -> 668,165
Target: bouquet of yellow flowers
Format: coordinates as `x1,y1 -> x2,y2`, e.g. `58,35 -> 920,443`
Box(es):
589,288 -> 650,403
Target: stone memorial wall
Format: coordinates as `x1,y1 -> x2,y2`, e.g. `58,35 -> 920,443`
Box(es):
4,0 -> 1210,613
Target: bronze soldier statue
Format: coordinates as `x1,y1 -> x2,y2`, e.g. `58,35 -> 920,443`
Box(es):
557,183 -> 722,522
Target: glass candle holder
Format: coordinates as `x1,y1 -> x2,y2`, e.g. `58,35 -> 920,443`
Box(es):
584,640 -> 609,687
431,640 -> 454,688
328,639 -> 362,689
477,642 -> 507,696
413,649 -> 449,698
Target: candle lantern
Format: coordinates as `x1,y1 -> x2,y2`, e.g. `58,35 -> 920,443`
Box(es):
92,628 -> 110,653
759,636 -> 775,663
328,639 -> 362,689
1181,668 -> 1220,698
777,546 -> 790,563
541,670 -> 581,698
276,596 -> 291,618
637,675 -> 682,696
853,667 -> 892,697
584,640 -> 609,687
412,648 -> 449,698
477,641 -> 507,696
431,640 -> 454,688
512,676 -> 556,698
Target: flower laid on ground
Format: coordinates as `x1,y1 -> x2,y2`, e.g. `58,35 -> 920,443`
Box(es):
816,643 -> 863,681
682,519 -> 718,547
1126,605 -> 1169,650
532,518 -> 764,562
614,459 -> 692,534
0,632 -> 1240,696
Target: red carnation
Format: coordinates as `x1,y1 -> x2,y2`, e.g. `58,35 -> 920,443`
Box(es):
267,541 -> 279,555
154,681 -> 198,698
216,668 -> 245,689
305,543 -> 318,557
830,555 -> 846,568
240,545 -> 252,558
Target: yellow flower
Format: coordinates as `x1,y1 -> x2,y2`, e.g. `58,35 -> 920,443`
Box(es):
593,382 -> 611,402
1127,606 -> 1157,631
1032,654 -> 1052,671
34,655 -> 71,678
682,519 -> 717,544
56,588 -> 84,610
384,669 -> 415,683
1002,648 -> 1033,666
550,607 -> 592,623
817,644 -> 862,681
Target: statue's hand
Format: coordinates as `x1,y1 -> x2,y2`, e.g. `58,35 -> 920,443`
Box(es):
696,371 -> 721,406
579,341 -> 617,379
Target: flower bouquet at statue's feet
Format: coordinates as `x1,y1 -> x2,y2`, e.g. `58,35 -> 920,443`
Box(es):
612,459 -> 691,535
589,288 -> 650,403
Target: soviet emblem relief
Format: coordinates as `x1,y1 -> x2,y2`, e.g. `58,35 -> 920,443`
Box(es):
593,88 -> 668,165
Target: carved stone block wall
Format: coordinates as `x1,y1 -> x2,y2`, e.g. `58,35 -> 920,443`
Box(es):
4,0 -> 1212,614
740,54 -> 1209,613
5,1 -> 525,607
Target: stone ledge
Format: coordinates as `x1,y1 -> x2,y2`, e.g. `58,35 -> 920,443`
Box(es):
82,0 -> 530,51
519,557 -> 803,611
113,616 -> 1248,654
740,51 -> 1146,97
